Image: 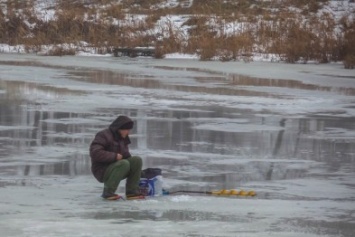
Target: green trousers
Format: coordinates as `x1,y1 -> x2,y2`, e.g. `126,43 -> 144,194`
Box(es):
103,156 -> 142,194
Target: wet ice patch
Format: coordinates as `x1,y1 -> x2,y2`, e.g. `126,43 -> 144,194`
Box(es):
249,174 -> 355,201
209,158 -> 315,165
0,65 -> 66,84
184,117 -> 249,123
0,146 -> 82,166
0,125 -> 35,131
170,195 -> 196,202
43,117 -> 105,125
193,122 -> 283,132
45,131 -> 93,139
306,127 -> 355,141
42,92 -> 149,113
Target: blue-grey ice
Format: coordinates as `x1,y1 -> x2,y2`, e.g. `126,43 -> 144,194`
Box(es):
0,54 -> 354,237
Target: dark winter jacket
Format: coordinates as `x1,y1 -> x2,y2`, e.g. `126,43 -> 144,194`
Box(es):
90,116 -> 133,183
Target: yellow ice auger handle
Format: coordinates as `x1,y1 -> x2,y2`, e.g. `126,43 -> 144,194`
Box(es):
168,189 -> 257,197
210,189 -> 256,197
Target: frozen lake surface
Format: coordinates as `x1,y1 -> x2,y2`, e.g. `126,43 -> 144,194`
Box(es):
0,54 -> 354,237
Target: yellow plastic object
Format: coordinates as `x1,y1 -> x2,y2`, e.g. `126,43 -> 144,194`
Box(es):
221,189 -> 230,195
239,190 -> 248,196
248,190 -> 256,196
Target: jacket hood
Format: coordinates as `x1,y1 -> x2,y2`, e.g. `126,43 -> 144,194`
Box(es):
109,115 -> 134,141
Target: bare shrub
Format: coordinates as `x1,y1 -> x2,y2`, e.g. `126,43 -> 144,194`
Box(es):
342,18 -> 355,69
47,46 -> 76,56
154,43 -> 165,59
104,3 -> 125,19
199,35 -> 218,61
309,13 -> 337,63
344,55 -> 355,69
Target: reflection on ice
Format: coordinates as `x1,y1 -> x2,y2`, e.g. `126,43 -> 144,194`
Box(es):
15,160 -> 90,177
66,68 -> 274,98
228,74 -> 355,96
0,92 -> 354,183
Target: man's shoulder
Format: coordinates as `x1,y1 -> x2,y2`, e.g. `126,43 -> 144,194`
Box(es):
95,128 -> 112,138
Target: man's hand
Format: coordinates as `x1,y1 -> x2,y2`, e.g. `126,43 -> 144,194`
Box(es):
116,154 -> 123,160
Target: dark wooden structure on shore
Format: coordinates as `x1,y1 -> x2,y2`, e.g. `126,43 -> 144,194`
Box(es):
113,47 -> 155,57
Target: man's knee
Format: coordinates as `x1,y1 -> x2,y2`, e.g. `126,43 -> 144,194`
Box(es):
103,160 -> 130,182
128,156 -> 142,167
113,159 -> 130,169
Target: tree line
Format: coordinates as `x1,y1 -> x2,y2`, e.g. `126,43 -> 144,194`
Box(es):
0,0 -> 354,68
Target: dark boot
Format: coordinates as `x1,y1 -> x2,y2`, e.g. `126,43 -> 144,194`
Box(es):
102,188 -> 121,200
126,190 -> 145,200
